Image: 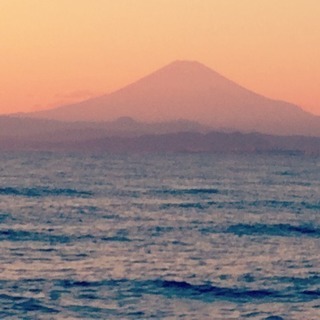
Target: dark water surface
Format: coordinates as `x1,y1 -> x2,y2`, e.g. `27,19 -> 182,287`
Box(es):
0,152 -> 319,319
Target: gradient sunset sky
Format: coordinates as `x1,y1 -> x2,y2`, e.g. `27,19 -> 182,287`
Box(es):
1,0 -> 319,115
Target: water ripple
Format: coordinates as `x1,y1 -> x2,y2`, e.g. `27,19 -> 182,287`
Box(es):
0,186 -> 92,198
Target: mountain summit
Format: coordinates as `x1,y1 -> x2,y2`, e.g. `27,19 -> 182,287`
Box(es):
30,60 -> 320,136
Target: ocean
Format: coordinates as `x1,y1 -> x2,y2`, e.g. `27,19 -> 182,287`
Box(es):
0,152 -> 319,319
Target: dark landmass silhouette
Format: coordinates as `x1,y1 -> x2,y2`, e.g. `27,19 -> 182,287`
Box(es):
1,128 -> 320,155
26,60 -> 320,136
0,116 -> 208,141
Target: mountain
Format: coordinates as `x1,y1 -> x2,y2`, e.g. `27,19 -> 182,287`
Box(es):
28,60 -> 320,136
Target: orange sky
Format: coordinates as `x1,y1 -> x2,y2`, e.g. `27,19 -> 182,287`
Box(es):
1,0 -> 319,115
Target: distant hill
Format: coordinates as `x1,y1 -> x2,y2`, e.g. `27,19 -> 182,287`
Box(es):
1,129 -> 320,155
27,60 -> 320,136
0,116 -> 208,141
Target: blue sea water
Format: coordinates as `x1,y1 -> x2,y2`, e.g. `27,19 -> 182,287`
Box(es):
0,152 -> 319,319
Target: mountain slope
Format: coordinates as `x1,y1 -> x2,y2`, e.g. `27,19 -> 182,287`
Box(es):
29,60 -> 320,136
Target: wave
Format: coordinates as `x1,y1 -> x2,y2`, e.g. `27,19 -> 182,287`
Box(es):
0,229 -> 135,244
160,202 -> 211,209
52,278 -> 319,303
0,229 -> 71,244
0,213 -> 11,223
101,236 -> 131,242
301,201 -> 320,210
160,199 -> 320,212
206,200 -> 320,212
0,291 -> 59,315
275,170 -> 297,176
302,290 -> 320,297
153,280 -> 277,301
1,276 -> 318,316
248,200 -> 320,210
13,298 -> 59,314
226,223 -> 320,238
0,186 -> 92,198
55,279 -> 277,301
154,188 -> 219,196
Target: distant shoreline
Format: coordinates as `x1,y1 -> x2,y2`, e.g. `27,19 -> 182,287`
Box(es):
1,131 -> 320,155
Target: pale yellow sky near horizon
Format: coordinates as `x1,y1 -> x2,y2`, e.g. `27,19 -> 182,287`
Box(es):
0,0 -> 320,115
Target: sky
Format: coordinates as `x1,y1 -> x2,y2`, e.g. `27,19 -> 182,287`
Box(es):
1,0 -> 319,115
